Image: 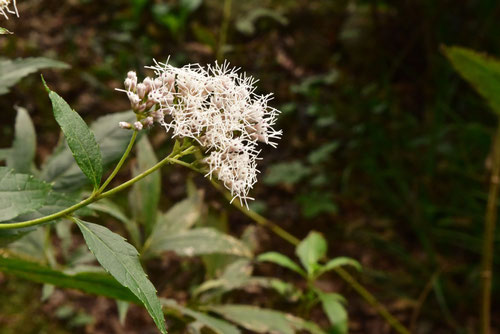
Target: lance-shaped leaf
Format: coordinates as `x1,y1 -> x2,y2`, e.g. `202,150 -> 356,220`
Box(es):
44,84 -> 102,190
129,136 -> 160,237
41,111 -> 136,191
7,107 -> 36,173
257,252 -> 306,276
0,257 -> 139,302
0,57 -> 69,95
144,227 -> 252,259
0,167 -> 51,222
74,218 -> 167,334
316,291 -> 348,334
0,27 -> 12,34
443,46 -> 500,114
316,257 -> 362,277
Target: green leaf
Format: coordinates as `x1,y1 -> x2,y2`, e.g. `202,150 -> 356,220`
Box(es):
129,136 -> 160,237
317,257 -> 362,277
207,305 -> 325,334
443,46 -> 500,114
0,167 -> 51,222
144,227 -> 252,259
74,218 -> 166,334
308,142 -> 339,165
0,257 -> 139,302
7,107 -> 36,173
0,148 -> 11,161
296,231 -> 328,275
0,57 -> 69,95
264,161 -> 311,186
317,291 -> 348,334
0,27 -> 12,34
151,191 -> 203,236
257,252 -> 306,276
162,299 -> 240,334
89,199 -> 141,247
8,228 -> 46,262
45,85 -> 102,190
194,259 -> 252,297
41,111 -> 136,191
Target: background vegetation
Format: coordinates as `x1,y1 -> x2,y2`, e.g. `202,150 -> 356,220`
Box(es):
1,0 -> 500,333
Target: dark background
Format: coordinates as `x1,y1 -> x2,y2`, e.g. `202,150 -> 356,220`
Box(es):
1,0 -> 500,333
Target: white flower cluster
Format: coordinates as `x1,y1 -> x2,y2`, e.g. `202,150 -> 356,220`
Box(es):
118,60 -> 282,206
0,0 -> 18,20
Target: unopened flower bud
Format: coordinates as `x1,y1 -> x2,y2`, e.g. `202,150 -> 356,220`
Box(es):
137,83 -> 147,99
119,121 -> 131,129
143,116 -> 154,128
133,121 -> 143,131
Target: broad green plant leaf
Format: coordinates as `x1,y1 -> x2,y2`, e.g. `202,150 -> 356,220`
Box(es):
89,199 -> 141,247
257,252 -> 306,276
264,161 -> 311,186
317,257 -> 362,277
129,136 -> 160,237
0,257 -> 139,302
74,218 -> 167,334
162,299 -> 240,334
317,291 -> 348,334
6,107 -> 36,173
296,231 -> 327,275
41,111 -> 136,191
44,84 -> 102,190
0,167 -> 51,222
152,191 -> 203,236
144,227 -> 252,259
0,57 -> 69,95
443,46 -> 500,114
207,305 -> 325,334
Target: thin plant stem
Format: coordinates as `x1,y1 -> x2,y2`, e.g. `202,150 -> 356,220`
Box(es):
97,130 -> 138,194
480,121 -> 500,334
217,0 -> 232,62
0,145 -> 195,231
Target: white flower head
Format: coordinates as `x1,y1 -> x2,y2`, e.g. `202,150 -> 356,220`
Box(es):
118,59 -> 282,207
0,0 -> 18,20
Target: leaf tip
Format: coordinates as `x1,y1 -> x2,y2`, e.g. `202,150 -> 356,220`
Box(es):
40,75 -> 50,93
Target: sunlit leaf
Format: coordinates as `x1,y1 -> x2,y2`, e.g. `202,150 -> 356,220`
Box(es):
317,291 -> 348,334
317,257 -> 362,277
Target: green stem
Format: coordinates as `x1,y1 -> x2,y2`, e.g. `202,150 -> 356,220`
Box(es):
97,130 -> 138,194
481,122 -> 500,334
0,145 -> 195,231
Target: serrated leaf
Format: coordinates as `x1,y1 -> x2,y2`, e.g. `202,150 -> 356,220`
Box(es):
41,111 -> 136,191
6,107 -> 36,173
74,218 -> 166,334
317,291 -> 348,334
257,252 -> 306,276
0,167 -> 51,222
207,305 -> 325,334
144,227 -> 252,258
443,46 -> 500,114
162,299 -> 240,334
0,256 -> 139,302
317,257 -> 362,277
89,199 -> 141,247
45,87 -> 102,190
129,136 -> 160,237
0,57 -> 69,95
296,231 -> 327,275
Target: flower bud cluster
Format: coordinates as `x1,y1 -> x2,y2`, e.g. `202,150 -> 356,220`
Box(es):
118,60 -> 282,206
0,0 -> 18,19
